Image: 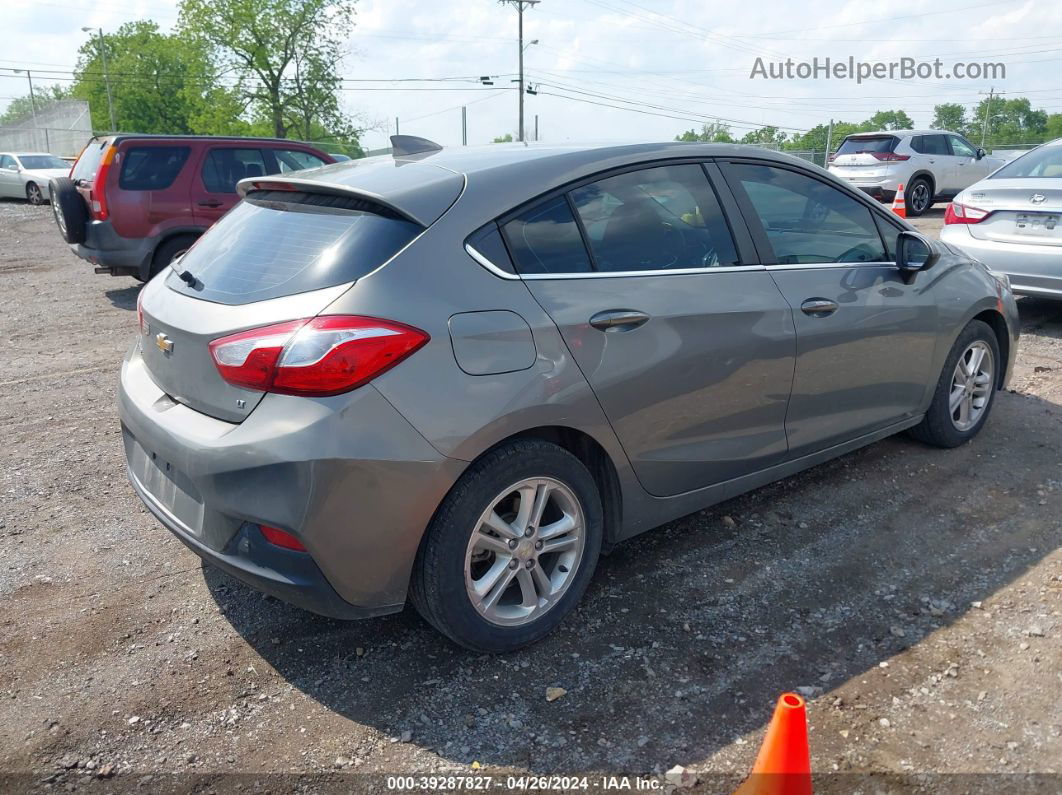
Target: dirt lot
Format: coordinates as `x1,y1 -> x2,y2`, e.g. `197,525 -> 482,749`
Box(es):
1,201 -> 1059,793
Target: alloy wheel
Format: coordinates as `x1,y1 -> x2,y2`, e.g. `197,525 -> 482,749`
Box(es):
909,182 -> 931,213
27,184 -> 43,205
949,341 -> 994,431
464,477 -> 585,627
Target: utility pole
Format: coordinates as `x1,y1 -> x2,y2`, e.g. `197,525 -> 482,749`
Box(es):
395,116 -> 400,135
82,27 -> 116,131
461,106 -> 467,146
824,118 -> 834,167
14,69 -> 49,151
499,0 -> 539,142
979,87 -> 998,148
534,114 -> 539,142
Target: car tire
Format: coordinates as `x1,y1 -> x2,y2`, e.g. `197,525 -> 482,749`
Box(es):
908,319 -> 1000,448
410,439 -> 603,653
48,177 -> 87,244
148,234 -> 199,279
26,182 -> 45,206
905,177 -> 933,217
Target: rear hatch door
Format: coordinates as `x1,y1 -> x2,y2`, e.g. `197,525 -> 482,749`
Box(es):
829,135 -> 899,181
964,178 -> 1062,247
138,161 -> 462,422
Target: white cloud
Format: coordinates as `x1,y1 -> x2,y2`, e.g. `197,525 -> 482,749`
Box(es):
3,0 -> 1061,150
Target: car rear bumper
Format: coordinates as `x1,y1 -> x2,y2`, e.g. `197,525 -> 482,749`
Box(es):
941,225 -> 1062,298
70,220 -> 155,274
118,340 -> 466,618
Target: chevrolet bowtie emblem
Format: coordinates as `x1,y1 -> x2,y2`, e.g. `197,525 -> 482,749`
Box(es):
155,332 -> 174,354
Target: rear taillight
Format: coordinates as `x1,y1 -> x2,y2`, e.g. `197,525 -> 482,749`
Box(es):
944,202 -> 991,225
90,144 -> 117,220
870,152 -> 910,162
208,315 -> 429,397
259,524 -> 306,551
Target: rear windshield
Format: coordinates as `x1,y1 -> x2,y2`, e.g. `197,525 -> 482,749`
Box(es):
836,136 -> 898,155
165,190 -> 422,305
990,145 -> 1062,179
71,138 -> 110,182
119,146 -> 190,190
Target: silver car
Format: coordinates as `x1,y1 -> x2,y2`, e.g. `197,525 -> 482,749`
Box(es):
122,138 -> 1019,652
941,137 -> 1062,299
0,152 -> 70,205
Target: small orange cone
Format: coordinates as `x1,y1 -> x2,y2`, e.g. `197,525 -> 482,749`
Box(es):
891,184 -> 907,218
733,693 -> 813,795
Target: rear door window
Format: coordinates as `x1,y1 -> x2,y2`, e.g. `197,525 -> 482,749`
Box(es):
166,190 -> 422,305
119,146 -> 190,190
502,195 -> 593,275
921,135 -> 950,156
201,148 -> 269,193
729,162 -> 888,264
569,164 -> 739,271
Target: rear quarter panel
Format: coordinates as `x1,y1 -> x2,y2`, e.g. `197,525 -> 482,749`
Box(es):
109,141 -> 200,241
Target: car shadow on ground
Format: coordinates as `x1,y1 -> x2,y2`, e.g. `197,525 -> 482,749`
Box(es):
1019,296 -> 1062,337
203,389 -> 1062,774
105,284 -> 140,311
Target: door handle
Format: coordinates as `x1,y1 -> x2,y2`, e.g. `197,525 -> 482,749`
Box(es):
589,309 -> 650,332
197,199 -> 223,208
800,298 -> 839,317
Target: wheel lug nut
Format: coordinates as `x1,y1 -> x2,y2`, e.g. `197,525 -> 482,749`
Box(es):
508,559 -> 518,569
535,540 -> 543,550
524,527 -> 534,537
508,539 -> 519,550
525,559 -> 535,569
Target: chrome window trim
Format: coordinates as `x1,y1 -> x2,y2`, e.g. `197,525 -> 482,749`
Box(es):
464,242 -> 521,280
522,265 -> 764,280
764,261 -> 896,271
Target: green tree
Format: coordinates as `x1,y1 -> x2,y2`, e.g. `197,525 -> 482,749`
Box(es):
971,97 -> 1048,147
675,121 -> 733,143
740,126 -> 788,146
1046,114 -> 1062,141
70,20 -> 237,134
0,85 -> 71,125
492,133 -> 514,143
864,109 -> 914,131
179,0 -> 358,142
931,103 -> 967,133
785,121 -> 860,153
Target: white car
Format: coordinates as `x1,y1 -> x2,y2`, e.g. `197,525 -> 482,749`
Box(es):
828,130 -> 1004,217
941,137 -> 1062,300
0,152 -> 70,205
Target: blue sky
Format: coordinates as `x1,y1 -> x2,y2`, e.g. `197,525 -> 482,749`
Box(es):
3,0 -> 1061,150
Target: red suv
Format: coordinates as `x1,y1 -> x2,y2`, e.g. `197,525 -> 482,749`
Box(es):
50,135 -> 335,280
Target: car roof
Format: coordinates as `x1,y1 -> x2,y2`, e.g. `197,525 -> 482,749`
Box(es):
845,129 -> 959,138
3,152 -> 56,157
98,134 -> 323,146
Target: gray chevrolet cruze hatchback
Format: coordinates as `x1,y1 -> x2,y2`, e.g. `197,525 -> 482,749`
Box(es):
122,138 -> 1019,652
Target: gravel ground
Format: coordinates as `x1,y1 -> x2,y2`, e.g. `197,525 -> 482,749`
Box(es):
1,200 -> 1060,793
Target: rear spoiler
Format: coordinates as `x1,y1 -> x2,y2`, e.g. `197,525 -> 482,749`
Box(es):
236,177 -> 421,225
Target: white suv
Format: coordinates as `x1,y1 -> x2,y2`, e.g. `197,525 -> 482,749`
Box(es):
828,130 -> 1004,216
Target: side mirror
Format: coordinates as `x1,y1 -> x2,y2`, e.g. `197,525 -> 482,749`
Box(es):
896,230 -> 939,272
975,148 -> 987,160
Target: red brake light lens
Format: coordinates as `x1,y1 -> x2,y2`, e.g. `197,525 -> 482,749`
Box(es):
944,202 -> 990,225
91,144 -> 117,221
259,524 -> 306,551
870,152 -> 910,162
208,315 -> 429,397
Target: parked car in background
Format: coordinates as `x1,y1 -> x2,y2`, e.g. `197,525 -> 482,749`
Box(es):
828,130 -> 1004,216
0,152 -> 70,205
941,137 -> 1062,299
123,138 -> 1018,652
49,135 -> 335,281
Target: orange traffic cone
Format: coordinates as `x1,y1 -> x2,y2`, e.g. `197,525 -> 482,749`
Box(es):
733,693 -> 813,795
891,184 -> 907,218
